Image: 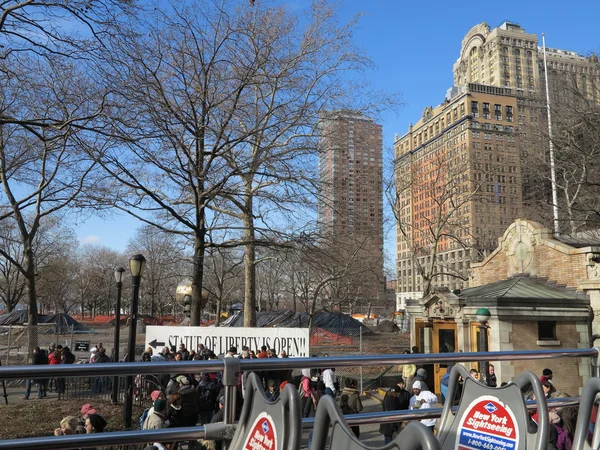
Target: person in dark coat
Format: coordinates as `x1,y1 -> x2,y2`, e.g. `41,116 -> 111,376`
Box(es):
178,344 -> 190,361
22,346 -> 48,399
487,364 -> 498,387
57,346 -> 75,398
177,377 -> 199,426
340,379 -> 362,438
197,373 -> 220,425
265,379 -> 279,402
379,377 -> 411,445
91,348 -> 110,393
167,393 -> 184,428
380,388 -> 401,444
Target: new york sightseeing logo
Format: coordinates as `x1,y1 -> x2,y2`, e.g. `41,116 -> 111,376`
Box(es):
243,412 -> 278,450
455,396 -> 520,450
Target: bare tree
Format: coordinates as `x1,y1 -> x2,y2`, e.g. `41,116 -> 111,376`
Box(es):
0,222 -> 26,312
288,235 -> 376,329
0,0 -> 133,62
210,0 -> 392,326
204,246 -> 243,326
70,245 -> 125,318
388,149 -> 483,297
127,226 -> 188,317
528,70 -> 600,234
93,0 -> 267,326
255,248 -> 286,312
0,217 -> 78,312
0,57 -> 101,327
96,0 -> 391,327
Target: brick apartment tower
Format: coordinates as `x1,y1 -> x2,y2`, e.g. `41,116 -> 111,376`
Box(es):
318,111 -> 385,298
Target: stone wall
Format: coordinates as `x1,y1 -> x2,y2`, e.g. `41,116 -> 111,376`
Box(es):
507,320 -> 589,395
472,219 -> 591,289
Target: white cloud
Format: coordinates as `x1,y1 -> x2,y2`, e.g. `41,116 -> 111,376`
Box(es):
81,235 -> 101,244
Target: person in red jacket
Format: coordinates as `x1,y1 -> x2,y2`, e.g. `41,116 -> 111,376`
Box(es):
48,344 -> 62,394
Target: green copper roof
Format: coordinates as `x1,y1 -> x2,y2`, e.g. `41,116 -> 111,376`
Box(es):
460,275 -> 585,301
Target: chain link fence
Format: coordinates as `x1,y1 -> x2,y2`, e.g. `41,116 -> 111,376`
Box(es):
310,327 -> 411,392
0,320 -> 147,404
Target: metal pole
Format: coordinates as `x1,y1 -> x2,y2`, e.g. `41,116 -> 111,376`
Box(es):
0,360 -> 7,405
111,281 -> 122,404
478,324 -> 489,385
359,327 -> 363,393
70,324 -> 74,351
124,275 -> 141,429
6,325 -> 11,366
26,323 -> 31,365
542,32 -> 560,235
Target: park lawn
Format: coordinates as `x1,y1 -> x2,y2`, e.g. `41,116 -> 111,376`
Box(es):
0,399 -> 144,439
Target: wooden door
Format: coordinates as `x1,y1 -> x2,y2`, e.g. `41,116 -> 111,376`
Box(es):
433,322 -> 457,394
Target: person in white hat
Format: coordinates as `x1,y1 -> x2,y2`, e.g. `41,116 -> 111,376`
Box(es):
409,380 -> 439,432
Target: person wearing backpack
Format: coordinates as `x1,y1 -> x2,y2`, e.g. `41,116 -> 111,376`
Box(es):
299,369 -> 318,418
340,379 -> 362,438
197,373 -> 220,425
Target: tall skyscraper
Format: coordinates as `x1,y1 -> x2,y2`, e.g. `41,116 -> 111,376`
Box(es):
395,21 -> 600,305
318,111 -> 384,292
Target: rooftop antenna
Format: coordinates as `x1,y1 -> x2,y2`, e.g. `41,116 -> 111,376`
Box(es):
542,32 -> 560,236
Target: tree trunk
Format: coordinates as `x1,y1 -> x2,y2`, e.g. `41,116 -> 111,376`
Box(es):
243,218 -> 256,326
215,294 -> 222,327
243,175 -> 256,327
24,246 -> 38,326
190,232 -> 205,326
24,244 -> 38,363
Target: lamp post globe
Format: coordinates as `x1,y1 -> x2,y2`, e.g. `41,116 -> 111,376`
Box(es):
129,254 -> 146,278
114,267 -> 125,284
475,307 -> 491,324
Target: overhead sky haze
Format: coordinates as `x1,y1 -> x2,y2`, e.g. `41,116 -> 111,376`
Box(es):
75,0 -> 599,260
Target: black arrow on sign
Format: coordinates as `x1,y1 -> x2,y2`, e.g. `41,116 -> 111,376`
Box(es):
149,339 -> 165,349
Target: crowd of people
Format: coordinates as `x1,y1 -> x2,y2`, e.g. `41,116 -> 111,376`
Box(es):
34,342 -> 584,450
129,344 -> 364,450
22,343 -> 76,400
53,402 -> 109,450
393,356 -> 578,450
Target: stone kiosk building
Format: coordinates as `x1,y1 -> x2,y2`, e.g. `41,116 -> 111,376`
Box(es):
406,219 -> 596,396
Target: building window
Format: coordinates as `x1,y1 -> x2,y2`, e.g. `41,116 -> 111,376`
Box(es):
538,321 -> 557,341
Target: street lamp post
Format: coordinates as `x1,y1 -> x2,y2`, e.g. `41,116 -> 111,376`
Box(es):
111,267 -> 125,404
476,307 -> 491,386
123,254 -> 146,429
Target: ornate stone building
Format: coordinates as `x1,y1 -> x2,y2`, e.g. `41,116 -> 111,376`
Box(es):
405,219 -> 595,395
472,218 -> 600,338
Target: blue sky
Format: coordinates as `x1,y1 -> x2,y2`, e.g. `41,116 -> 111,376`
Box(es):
76,0 -> 599,259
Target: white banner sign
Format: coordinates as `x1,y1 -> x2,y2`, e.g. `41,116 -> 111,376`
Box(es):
145,326 -> 310,357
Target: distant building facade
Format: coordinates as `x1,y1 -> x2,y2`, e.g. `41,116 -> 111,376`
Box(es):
318,111 -> 384,294
453,22 -> 600,221
395,84 -> 522,301
453,21 -> 599,112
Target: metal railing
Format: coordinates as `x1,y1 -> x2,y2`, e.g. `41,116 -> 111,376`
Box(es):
0,347 -> 596,450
